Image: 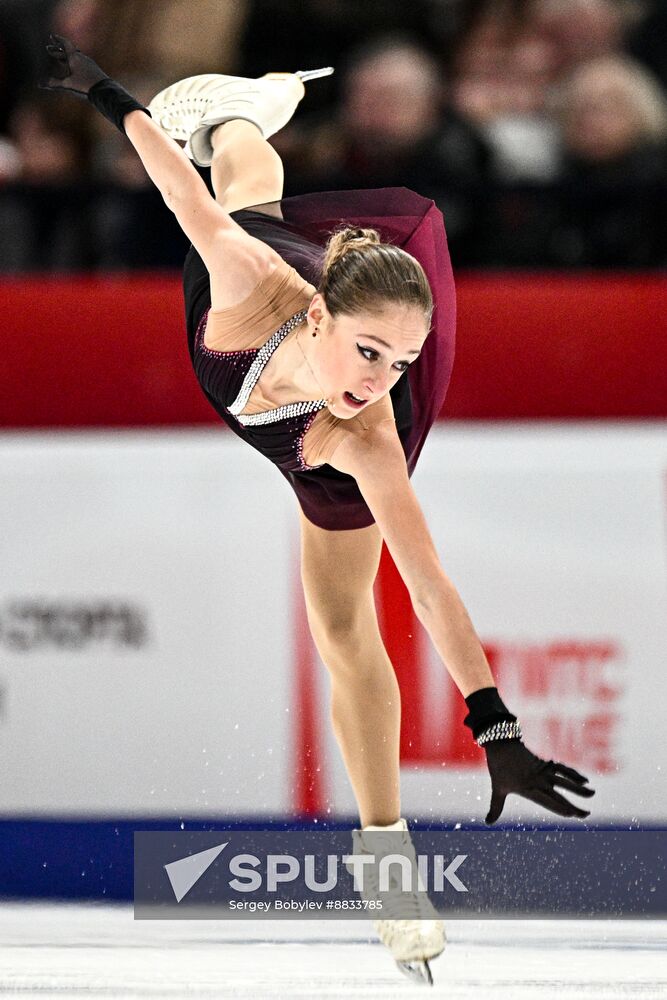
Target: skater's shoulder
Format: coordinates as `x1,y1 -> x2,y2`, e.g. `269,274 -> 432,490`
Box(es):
303,394 -> 398,471
205,255 -> 314,351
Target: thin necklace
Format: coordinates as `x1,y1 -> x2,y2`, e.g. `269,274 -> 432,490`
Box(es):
295,324 -> 333,407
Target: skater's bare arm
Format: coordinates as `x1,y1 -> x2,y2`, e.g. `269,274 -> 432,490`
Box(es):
329,424 -> 495,698
124,110 -> 277,303
325,426 -> 597,824
40,35 -> 277,305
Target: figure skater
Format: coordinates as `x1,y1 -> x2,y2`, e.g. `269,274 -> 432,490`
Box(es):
41,35 -> 595,986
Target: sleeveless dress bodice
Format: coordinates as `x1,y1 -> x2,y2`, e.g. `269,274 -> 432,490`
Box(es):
194,304 -> 329,472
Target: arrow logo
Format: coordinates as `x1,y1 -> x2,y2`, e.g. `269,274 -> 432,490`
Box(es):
164,842 -> 228,902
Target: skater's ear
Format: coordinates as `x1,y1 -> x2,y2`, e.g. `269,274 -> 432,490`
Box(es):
307,292 -> 329,329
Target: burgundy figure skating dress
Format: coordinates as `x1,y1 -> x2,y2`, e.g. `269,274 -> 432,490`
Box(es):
182,187 -> 456,531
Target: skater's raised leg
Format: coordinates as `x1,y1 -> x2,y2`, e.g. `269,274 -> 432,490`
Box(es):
209,120 -> 284,215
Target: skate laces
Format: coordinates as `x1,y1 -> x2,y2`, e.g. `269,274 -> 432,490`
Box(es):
155,99 -> 206,135
152,79 -> 264,135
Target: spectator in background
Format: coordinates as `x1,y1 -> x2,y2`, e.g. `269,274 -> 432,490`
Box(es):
2,0 -> 664,272
530,0 -> 624,75
451,0 -> 625,181
0,94 -> 95,271
483,53 -> 667,267
546,54 -> 667,266
274,35 -> 493,266
555,54 -> 667,172
0,79 -> 188,272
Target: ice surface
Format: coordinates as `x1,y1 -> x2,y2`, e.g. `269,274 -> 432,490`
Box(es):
0,902 -> 664,998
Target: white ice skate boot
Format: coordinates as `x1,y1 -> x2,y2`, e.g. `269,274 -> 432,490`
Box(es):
345,818 -> 446,986
148,66 -> 333,166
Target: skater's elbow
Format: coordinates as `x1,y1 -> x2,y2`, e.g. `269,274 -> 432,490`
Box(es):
334,427 -> 447,613
163,183 -> 193,215
410,569 -> 458,621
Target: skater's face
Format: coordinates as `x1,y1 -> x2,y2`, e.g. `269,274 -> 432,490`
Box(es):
306,295 -> 428,419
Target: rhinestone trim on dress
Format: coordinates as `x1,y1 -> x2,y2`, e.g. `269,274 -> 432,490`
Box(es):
228,309 -> 329,426
234,397 -> 328,427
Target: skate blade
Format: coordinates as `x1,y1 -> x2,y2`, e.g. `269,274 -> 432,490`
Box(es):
295,67 -> 334,82
396,959 -> 433,986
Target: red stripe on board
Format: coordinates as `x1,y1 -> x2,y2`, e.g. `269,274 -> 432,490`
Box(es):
291,551 -> 326,816
374,541 -> 483,768
446,272 -> 667,419
374,542 -> 424,760
1,273 -> 665,427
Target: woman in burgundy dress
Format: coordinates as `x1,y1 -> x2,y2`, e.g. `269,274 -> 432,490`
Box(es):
42,36 -> 595,986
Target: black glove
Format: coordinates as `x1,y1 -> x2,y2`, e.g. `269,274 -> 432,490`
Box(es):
39,34 -> 150,135
40,34 -> 109,97
483,739 -> 595,824
464,687 -> 595,824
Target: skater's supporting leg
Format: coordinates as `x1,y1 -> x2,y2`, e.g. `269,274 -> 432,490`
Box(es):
210,120 -> 284,214
299,509 -> 401,828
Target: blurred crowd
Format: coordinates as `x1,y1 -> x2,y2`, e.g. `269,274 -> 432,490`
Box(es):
0,0 -> 666,271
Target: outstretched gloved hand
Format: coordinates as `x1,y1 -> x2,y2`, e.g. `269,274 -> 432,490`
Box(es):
463,686 -> 596,824
39,34 -> 149,134
40,34 -> 109,97
482,739 -> 595,825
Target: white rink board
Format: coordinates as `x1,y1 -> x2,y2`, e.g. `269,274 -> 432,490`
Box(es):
0,430 -> 298,817
0,423 -> 665,822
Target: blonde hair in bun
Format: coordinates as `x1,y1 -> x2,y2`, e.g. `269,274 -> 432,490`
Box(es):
319,225 -> 433,325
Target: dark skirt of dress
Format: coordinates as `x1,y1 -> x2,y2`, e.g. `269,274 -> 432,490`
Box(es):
183,187 -> 456,531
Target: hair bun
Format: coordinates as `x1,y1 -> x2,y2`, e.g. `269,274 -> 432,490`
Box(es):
319,223 -> 433,329
322,225 -> 381,273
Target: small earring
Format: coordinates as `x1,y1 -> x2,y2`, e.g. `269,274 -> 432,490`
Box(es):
313,326 -> 318,338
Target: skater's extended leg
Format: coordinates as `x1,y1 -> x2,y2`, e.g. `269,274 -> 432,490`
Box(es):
299,508 -> 445,982
298,509 -> 401,828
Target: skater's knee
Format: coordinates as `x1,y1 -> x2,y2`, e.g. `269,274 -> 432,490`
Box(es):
306,601 -> 390,680
305,600 -> 371,656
